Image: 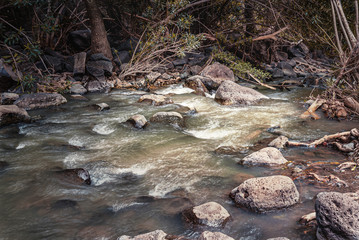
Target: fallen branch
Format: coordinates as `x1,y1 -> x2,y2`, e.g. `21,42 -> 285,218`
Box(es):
253,26 -> 289,41
300,98 -> 326,120
247,72 -> 276,90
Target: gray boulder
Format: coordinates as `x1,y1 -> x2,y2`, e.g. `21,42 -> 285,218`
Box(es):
201,62 -> 235,90
198,231 -> 234,240
86,80 -> 112,93
268,136 -> 288,149
138,94 -> 173,106
127,114 -> 148,129
14,93 -> 67,110
240,147 -> 288,166
1,92 -> 19,105
183,202 -> 231,227
315,192 -> 359,240
150,112 -> 183,126
215,80 -> 268,105
272,68 -> 284,78
70,83 -> 87,95
278,62 -> 297,78
184,75 -> 209,96
267,238 -> 290,240
0,105 -> 31,126
118,230 -> 167,240
86,53 -> 113,80
231,175 -> 299,212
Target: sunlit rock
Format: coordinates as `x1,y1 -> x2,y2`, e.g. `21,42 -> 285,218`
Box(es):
138,94 -> 173,106
150,112 -> 183,126
183,202 -> 231,227
14,93 -> 67,110
0,105 -> 31,126
240,147 -> 288,166
215,80 -> 268,105
230,175 -> 299,212
201,62 -> 235,90
268,136 -> 289,149
118,230 -> 167,240
199,231 -> 234,240
315,192 -> 359,240
127,114 -> 148,129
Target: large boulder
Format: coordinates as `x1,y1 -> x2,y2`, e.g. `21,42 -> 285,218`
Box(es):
118,230 -> 167,240
198,231 -> 234,240
184,76 -> 209,96
14,93 -> 67,110
315,192 -> 359,240
183,202 -> 231,227
0,105 -> 31,126
138,94 -> 173,106
1,92 -> 19,105
67,30 -> 91,51
230,175 -> 299,212
150,112 -> 183,126
86,80 -> 112,93
86,54 -> 113,80
215,80 -> 268,105
201,62 -> 235,90
240,147 -> 288,166
70,83 -> 87,95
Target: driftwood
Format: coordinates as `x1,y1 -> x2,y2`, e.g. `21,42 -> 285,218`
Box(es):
299,212 -> 316,225
300,98 -> 326,120
309,172 -> 348,187
287,128 -> 357,148
344,97 -> 359,113
247,72 -> 276,90
253,27 -> 289,41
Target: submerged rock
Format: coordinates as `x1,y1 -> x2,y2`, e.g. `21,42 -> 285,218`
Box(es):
198,231 -> 234,240
1,92 -> 19,105
240,147 -> 288,166
70,94 -> 88,101
184,75 -> 209,96
268,136 -> 288,149
0,105 -> 31,126
201,62 -> 235,90
215,80 -> 268,106
230,175 -> 299,212
183,202 -> 231,227
118,230 -> 167,240
56,168 -> 91,185
315,192 -> 359,240
126,114 -> 148,129
0,161 -> 9,172
14,93 -> 67,110
138,94 -> 173,106
51,199 -> 78,210
175,105 -> 197,115
150,112 -> 184,126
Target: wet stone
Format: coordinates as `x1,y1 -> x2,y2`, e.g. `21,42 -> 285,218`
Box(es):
126,114 -> 148,129
93,103 -> 110,111
240,147 -> 288,166
150,112 -> 184,126
55,168 -> 91,185
1,93 -> 19,105
183,202 -> 231,227
138,94 -> 173,106
119,230 -> 167,240
199,231 -> 234,240
51,199 -> 78,210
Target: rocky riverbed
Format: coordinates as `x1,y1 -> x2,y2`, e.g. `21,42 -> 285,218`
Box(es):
0,75 -> 359,239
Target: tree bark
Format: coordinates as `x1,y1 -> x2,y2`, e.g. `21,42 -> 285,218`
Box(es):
84,0 -> 113,60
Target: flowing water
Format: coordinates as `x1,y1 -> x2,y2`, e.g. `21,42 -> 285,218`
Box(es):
0,85 -> 358,240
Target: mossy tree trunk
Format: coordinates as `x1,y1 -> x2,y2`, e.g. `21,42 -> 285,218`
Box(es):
84,0 -> 113,60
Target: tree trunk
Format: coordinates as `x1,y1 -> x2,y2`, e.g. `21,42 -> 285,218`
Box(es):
244,0 -> 255,37
84,0 -> 113,60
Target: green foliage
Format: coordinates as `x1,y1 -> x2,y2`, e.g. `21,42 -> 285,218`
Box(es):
18,74 -> 37,92
3,27 -> 24,46
2,53 -> 23,66
213,48 -> 271,82
23,42 -> 42,61
13,0 -> 47,7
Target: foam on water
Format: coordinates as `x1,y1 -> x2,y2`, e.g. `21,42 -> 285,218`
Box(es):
16,142 -> 35,150
63,152 -> 87,168
154,84 -> 194,95
110,202 -> 146,212
92,124 -> 115,135
68,136 -> 86,148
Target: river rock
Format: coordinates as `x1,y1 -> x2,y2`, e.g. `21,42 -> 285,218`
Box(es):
86,80 -> 112,93
70,83 -> 87,95
150,112 -> 183,126
71,94 -> 88,101
266,238 -> 290,240
268,136 -> 288,149
215,80 -> 268,106
184,76 -> 209,96
1,93 -> 19,105
127,114 -> 148,129
201,62 -> 235,90
56,168 -> 91,185
315,191 -> 359,240
240,147 -> 288,166
175,105 -> 197,115
119,230 -> 167,240
230,175 -> 299,212
0,105 -> 31,126
14,93 -> 67,110
93,103 -> 110,111
183,202 -> 231,227
278,62 -> 297,78
272,68 -> 284,78
138,94 -> 173,106
146,72 -> 162,83
198,231 -> 234,240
